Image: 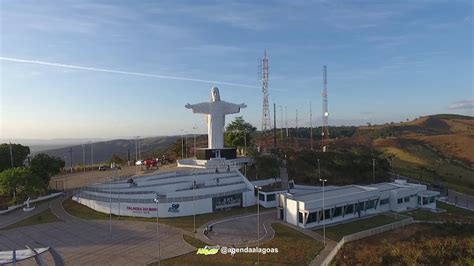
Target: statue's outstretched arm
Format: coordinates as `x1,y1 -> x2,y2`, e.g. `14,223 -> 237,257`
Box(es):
239,103 -> 247,109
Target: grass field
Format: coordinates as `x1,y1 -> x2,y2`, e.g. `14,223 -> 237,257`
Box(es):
402,201 -> 474,223
313,213 -> 407,241
332,223 -> 474,265
63,197 -> 270,231
378,137 -> 474,195
4,208 -> 63,230
150,223 -> 324,266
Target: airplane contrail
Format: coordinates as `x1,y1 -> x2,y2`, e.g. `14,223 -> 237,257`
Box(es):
0,56 -> 260,89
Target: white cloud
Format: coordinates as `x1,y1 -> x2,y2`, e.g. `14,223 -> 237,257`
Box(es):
449,99 -> 474,110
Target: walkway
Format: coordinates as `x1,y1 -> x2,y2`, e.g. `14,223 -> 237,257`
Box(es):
0,196 -> 194,265
0,196 -> 63,230
197,210 -> 277,247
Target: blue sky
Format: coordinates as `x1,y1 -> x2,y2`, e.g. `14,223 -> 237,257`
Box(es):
1,0 -> 473,139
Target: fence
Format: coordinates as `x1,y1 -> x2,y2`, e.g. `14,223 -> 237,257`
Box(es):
447,189 -> 474,211
320,217 -> 414,266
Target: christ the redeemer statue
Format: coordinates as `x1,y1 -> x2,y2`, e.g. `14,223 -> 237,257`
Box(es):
185,87 -> 246,149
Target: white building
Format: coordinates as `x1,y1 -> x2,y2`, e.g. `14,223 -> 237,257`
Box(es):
74,168 -> 258,218
277,179 -> 439,229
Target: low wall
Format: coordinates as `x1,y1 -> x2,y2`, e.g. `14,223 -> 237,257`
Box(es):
0,192 -> 63,215
321,217 -> 414,266
447,190 -> 474,211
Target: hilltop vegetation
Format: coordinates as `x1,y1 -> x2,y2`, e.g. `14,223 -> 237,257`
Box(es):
252,114 -> 473,194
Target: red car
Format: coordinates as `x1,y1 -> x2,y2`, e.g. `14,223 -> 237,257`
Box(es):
143,159 -> 157,169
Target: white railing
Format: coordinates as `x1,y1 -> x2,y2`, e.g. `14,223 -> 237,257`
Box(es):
320,217 -> 414,266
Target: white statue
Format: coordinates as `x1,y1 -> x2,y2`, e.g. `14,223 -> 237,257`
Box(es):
186,87 -> 246,149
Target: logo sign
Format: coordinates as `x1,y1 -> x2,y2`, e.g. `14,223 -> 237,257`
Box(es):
168,203 -> 180,213
212,193 -> 242,211
196,246 -> 220,255
126,206 -> 157,213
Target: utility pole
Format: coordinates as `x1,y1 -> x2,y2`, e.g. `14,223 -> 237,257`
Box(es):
278,105 -> 283,143
310,101 -> 313,151
91,142 -> 94,170
372,158 -> 376,184
295,109 -> 299,149
82,144 -> 85,172
273,103 -> 277,148
193,126 -> 197,157
9,142 -> 13,168
285,106 -> 288,138
69,148 -> 73,173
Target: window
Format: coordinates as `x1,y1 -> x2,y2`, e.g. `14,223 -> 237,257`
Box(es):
429,196 -> 435,203
367,199 -> 375,209
323,209 -> 330,220
380,198 -> 389,205
259,193 -> 265,201
404,196 -> 410,203
357,202 -> 365,211
267,194 -> 276,201
298,212 -> 303,223
397,198 -> 403,204
418,196 -> 421,205
334,206 -> 342,217
346,204 -> 354,214
423,197 -> 428,205
307,212 -> 318,224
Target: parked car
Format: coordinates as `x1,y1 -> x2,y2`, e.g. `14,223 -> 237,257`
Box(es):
98,165 -> 108,171
135,160 -> 143,166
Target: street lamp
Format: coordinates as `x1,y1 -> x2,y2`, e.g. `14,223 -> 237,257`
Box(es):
255,186 -> 262,264
117,168 -> 120,219
109,176 -> 112,238
317,158 -> 321,182
372,158 -> 376,184
180,129 -> 184,159
193,126 -> 197,158
319,178 -> 327,246
82,144 -> 85,172
64,156 -> 68,191
154,195 -> 160,265
90,142 -> 94,171
185,131 -> 189,158
193,171 -> 196,233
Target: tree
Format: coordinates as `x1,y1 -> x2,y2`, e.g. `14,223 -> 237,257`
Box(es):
30,153 -> 65,187
224,116 -> 256,150
110,154 -> 124,164
0,143 -> 30,172
0,167 -> 44,202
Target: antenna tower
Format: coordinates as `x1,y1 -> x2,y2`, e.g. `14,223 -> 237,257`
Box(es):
322,66 -> 329,151
260,50 -> 271,131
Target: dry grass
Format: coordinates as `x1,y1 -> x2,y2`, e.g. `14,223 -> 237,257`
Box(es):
409,134 -> 474,164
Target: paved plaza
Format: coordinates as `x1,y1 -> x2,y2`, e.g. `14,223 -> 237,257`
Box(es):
0,197 -> 194,265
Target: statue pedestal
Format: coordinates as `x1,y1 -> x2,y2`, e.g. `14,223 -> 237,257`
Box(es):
23,206 -> 36,212
196,148 -> 237,160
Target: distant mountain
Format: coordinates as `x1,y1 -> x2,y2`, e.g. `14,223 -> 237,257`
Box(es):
37,136 -> 180,166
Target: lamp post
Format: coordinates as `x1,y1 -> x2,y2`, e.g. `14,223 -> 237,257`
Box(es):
154,196 -> 160,265
9,142 -> 13,168
317,158 -> 321,182
193,126 -> 197,157
64,156 -> 68,191
193,171 -> 196,233
135,136 -> 140,174
180,129 -> 184,159
244,128 -> 247,156
117,168 -> 120,219
372,158 -> 376,184
255,186 -> 262,264
109,176 -> 112,238
185,131 -> 189,158
90,142 -> 94,171
319,178 -> 327,246
82,144 -> 85,172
